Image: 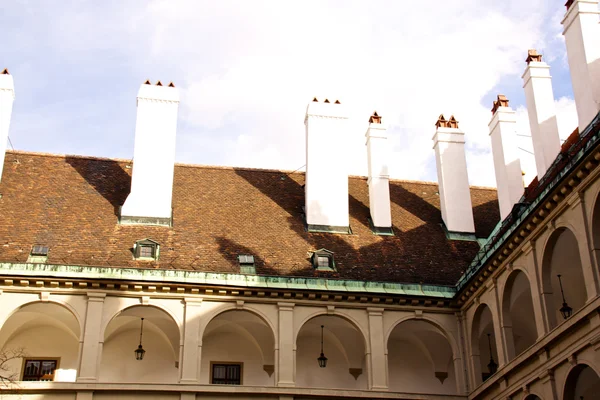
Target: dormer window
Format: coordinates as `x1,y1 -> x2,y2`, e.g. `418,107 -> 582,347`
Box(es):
134,239 -> 160,260
311,249 -> 335,271
28,245 -> 49,263
238,254 -> 256,274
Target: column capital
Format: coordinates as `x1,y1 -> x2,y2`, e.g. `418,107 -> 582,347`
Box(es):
277,302 -> 295,311
367,307 -> 384,316
184,297 -> 203,306
87,292 -> 106,301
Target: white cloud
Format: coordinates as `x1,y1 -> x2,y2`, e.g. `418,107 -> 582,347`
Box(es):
2,0 -> 579,188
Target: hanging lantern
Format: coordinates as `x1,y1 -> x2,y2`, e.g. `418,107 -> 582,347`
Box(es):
134,318 -> 146,361
486,333 -> 498,375
317,325 -> 328,368
557,274 -> 573,320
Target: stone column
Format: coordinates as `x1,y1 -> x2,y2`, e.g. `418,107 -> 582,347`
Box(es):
77,293 -> 106,382
180,298 -> 203,383
367,308 -> 387,390
523,242 -> 548,337
278,303 -> 295,387
570,193 -> 600,300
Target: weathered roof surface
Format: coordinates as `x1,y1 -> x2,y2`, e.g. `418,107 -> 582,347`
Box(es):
0,151 -> 499,286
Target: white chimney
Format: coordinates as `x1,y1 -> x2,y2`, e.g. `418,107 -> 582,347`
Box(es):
365,112 -> 392,229
0,69 -> 15,183
488,95 -> 524,221
121,80 -> 180,226
522,50 -> 562,179
432,115 -> 475,234
562,0 -> 600,131
304,98 -> 350,232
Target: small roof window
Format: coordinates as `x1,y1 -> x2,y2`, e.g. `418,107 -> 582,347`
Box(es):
238,254 -> 256,274
28,245 -> 49,263
134,239 -> 160,260
311,249 -> 335,272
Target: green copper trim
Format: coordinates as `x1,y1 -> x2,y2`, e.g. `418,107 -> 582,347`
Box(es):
0,262 -> 455,299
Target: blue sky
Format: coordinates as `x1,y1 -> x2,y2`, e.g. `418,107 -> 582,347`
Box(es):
0,1 -> 584,186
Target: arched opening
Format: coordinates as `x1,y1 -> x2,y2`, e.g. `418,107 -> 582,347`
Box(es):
471,304 -> 499,386
201,310 -> 275,386
563,364 -> 600,400
501,270 -> 538,361
524,395 -> 541,400
0,302 -> 80,382
542,228 -> 587,329
100,306 -> 180,383
387,319 -> 457,394
296,315 -> 367,389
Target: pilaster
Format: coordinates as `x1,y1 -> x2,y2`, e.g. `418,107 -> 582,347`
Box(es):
180,298 -> 203,383
77,293 -> 106,382
278,302 -> 295,387
367,308 -> 387,390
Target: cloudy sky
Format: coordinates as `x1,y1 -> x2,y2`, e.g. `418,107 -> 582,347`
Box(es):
0,0 -> 584,187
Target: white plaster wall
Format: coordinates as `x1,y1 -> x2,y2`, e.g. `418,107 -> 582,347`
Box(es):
433,127 -> 475,233
488,107 -> 523,220
121,83 -> 180,220
388,337 -> 457,394
562,0 -> 600,131
522,62 -> 561,178
305,101 -> 350,228
2,324 -> 79,381
295,332 -> 367,389
366,123 -> 392,227
0,71 -> 14,182
100,326 -> 178,383
200,331 -> 274,386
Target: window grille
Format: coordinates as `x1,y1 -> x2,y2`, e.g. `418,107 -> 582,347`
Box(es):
22,359 -> 58,381
211,363 -> 242,385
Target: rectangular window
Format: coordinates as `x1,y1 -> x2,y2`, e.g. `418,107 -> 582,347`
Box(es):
317,256 -> 330,268
139,245 -> 155,258
22,359 -> 58,381
211,363 -> 242,385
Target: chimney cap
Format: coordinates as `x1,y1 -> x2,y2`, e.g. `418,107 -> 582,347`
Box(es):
143,79 -> 152,85
1,68 -> 9,75
491,94 -> 510,114
448,116 -> 459,129
526,49 -> 543,64
435,114 -> 448,128
156,80 -> 163,86
324,98 -> 330,103
168,81 -> 176,88
369,111 -> 382,124
312,97 -> 318,102
565,0 -> 574,9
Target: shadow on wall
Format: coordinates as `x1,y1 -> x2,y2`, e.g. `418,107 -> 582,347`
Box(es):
65,156 -> 131,216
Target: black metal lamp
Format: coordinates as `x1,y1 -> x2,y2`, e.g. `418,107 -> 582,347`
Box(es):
487,333 -> 498,374
557,274 -> 573,319
134,317 -> 146,361
317,325 -> 328,368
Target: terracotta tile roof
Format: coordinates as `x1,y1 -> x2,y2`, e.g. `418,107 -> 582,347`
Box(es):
0,151 -> 499,286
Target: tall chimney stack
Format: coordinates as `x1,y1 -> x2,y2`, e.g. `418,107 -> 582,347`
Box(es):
365,112 -> 392,229
562,0 -> 600,131
0,69 -> 15,183
522,50 -> 562,178
304,98 -> 350,232
488,95 -> 524,221
121,80 -> 180,226
432,115 -> 475,234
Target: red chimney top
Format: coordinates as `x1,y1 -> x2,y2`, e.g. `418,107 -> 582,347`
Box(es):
526,49 -> 543,64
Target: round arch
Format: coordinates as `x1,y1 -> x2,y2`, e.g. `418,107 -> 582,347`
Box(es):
541,226 -> 587,329
99,303 -> 182,342
294,311 -> 369,353
470,303 -> 499,386
387,317 -> 458,395
200,307 -> 276,386
384,316 -> 459,358
523,395 -> 542,400
295,313 -> 368,390
0,300 -> 82,382
198,303 -> 277,345
99,304 -> 181,383
562,363 -> 600,400
0,299 -> 84,338
501,269 -> 538,360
